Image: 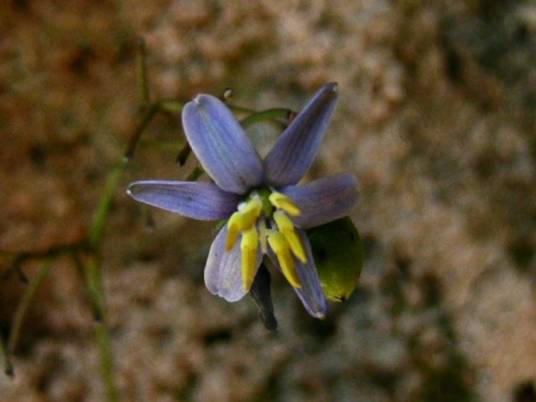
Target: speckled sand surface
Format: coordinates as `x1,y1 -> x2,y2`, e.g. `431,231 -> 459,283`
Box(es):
1,1 -> 535,401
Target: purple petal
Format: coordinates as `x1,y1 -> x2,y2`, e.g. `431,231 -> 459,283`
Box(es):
264,83 -> 338,187
269,230 -> 328,318
204,226 -> 262,302
282,173 -> 358,229
127,180 -> 239,221
182,94 -> 263,194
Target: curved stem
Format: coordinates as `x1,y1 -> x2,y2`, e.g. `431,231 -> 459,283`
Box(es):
8,263 -> 51,356
0,333 -> 13,377
85,162 -> 127,401
240,108 -> 293,129
89,162 -> 127,251
123,105 -> 159,160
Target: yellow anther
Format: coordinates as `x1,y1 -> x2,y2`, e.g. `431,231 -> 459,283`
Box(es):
238,196 -> 262,219
268,192 -> 301,216
226,212 -> 243,251
225,197 -> 263,251
267,231 -> 302,288
273,211 -> 307,263
241,226 -> 259,291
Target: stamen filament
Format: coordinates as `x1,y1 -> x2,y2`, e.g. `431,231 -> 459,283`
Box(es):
268,192 -> 301,216
267,231 -> 301,288
258,219 -> 268,254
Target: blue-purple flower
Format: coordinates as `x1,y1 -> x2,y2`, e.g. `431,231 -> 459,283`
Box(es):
127,83 -> 358,318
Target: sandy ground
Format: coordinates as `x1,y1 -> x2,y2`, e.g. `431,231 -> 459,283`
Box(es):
1,1 -> 535,401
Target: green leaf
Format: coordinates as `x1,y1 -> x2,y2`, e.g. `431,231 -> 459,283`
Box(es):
306,217 -> 363,302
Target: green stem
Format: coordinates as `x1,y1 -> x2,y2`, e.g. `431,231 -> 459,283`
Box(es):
123,105 -> 159,160
0,333 -> 13,377
0,241 -> 83,269
85,162 -> 126,402
84,256 -> 106,321
89,163 -> 127,251
94,322 -> 119,402
186,166 -> 203,181
123,100 -> 185,161
83,257 -> 118,401
156,100 -> 183,114
227,103 -> 257,114
240,108 -> 293,129
7,263 -> 51,356
136,38 -> 150,105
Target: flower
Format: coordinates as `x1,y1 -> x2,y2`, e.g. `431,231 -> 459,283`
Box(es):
127,83 -> 358,318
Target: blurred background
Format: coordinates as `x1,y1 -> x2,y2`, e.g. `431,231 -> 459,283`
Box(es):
0,0 -> 535,401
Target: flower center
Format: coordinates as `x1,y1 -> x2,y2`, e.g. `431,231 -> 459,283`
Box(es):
225,190 -> 306,291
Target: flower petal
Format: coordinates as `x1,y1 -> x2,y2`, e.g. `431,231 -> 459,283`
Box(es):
264,83 -> 338,186
282,173 -> 358,229
269,230 -> 328,318
127,180 -> 239,221
182,94 -> 264,194
204,226 -> 262,302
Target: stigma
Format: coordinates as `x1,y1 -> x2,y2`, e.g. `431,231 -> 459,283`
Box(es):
225,191 -> 306,291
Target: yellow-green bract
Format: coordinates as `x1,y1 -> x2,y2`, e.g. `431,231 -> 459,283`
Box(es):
307,217 -> 363,302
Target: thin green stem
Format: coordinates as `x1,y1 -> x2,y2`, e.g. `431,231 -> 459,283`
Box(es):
240,108 -> 293,129
186,166 -> 203,181
0,241 -> 83,269
123,100 -> 185,161
136,37 -> 150,105
84,254 -> 119,401
94,322 -> 119,402
89,163 -> 127,251
0,333 -> 13,377
157,100 -> 183,114
85,161 -> 127,401
70,253 -> 104,321
0,262 -> 28,284
123,105 -> 159,160
7,263 -> 52,356
227,103 -> 257,114
84,256 -> 106,321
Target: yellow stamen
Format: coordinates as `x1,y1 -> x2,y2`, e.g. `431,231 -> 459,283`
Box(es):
226,212 -> 243,251
268,192 -> 301,216
273,211 -> 307,263
225,197 -> 263,251
238,196 -> 262,220
241,226 -> 258,291
267,231 -> 302,288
